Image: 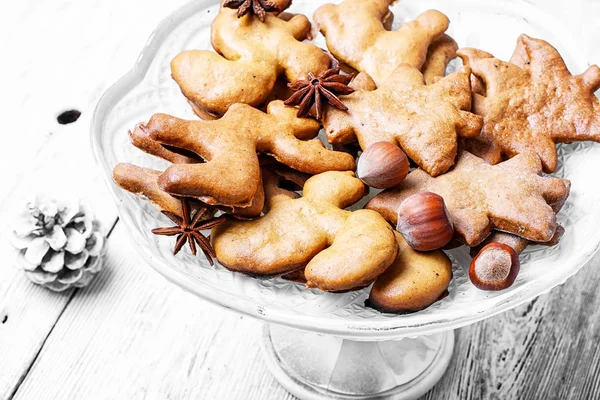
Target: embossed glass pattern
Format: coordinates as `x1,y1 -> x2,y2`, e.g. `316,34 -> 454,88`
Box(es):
91,0 -> 600,340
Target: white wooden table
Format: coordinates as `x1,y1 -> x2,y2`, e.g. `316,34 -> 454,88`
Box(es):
1,1 -> 599,399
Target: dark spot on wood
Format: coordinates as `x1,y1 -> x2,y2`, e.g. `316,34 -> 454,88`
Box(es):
57,110 -> 82,125
1,315 -> 7,324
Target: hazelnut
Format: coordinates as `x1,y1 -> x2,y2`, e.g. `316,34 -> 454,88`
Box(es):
396,192 -> 454,251
357,142 -> 409,189
469,242 -> 520,291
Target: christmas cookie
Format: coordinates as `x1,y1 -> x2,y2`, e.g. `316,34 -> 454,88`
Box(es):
322,65 -> 482,176
367,232 -> 452,313
314,0 -> 449,86
132,101 -> 354,210
171,2 -> 330,117
366,151 -> 570,246
458,34 -> 600,172
212,171 -> 398,292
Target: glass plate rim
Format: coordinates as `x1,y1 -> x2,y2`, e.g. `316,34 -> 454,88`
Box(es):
90,0 -> 598,339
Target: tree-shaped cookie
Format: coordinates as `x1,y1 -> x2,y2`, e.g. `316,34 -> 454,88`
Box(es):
322,65 -> 483,176
314,0 -> 450,86
366,151 -> 570,246
212,171 -> 398,292
171,4 -> 330,117
458,34 -> 600,172
138,100 -> 355,210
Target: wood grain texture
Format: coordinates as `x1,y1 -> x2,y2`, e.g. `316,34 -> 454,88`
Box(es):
0,0 -> 188,397
11,223 -> 294,400
421,250 -> 600,400
0,136 -> 118,400
2,0 -> 600,399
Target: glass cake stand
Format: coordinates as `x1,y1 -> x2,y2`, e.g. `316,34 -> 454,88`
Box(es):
91,0 -> 599,398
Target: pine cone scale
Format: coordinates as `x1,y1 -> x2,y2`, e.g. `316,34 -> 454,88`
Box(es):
10,197 -> 106,292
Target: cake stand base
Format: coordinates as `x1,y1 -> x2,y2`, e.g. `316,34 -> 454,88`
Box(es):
261,324 -> 454,400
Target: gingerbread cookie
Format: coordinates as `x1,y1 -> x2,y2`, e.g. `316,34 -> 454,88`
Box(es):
171,3 -> 330,117
113,163 -> 186,217
129,123 -> 200,164
212,171 -> 398,292
141,101 -> 355,210
458,34 -> 600,172
367,232 -> 452,313
469,175 -> 569,280
422,34 -> 458,85
472,227 -> 565,260
314,0 -> 449,86
366,151 -> 570,246
126,124 -> 265,217
322,65 -> 483,176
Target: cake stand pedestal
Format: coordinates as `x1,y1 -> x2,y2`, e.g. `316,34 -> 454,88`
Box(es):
261,324 -> 454,400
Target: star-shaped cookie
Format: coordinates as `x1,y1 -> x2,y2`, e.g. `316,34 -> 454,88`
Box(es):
322,64 -> 483,176
458,34 -> 600,172
366,151 -> 570,246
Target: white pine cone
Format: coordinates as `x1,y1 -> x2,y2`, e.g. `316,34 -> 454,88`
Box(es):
9,197 -> 106,292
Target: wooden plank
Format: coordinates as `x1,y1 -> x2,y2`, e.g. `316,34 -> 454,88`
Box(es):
0,0 -> 189,397
422,250 -> 600,400
10,223 -> 294,400
0,111 -> 120,400
12,224 -> 600,400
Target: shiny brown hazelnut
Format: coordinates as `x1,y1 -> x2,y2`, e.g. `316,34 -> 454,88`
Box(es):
396,192 -> 454,251
469,242 -> 520,291
356,142 -> 409,189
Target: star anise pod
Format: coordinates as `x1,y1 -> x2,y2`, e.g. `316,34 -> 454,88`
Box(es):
151,199 -> 226,265
284,67 -> 355,120
223,0 -> 281,23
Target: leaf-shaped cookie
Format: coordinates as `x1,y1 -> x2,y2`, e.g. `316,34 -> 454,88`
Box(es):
458,34 -> 600,172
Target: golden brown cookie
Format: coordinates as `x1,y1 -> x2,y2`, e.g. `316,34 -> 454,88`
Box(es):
113,163 -> 189,216
314,0 -> 449,86
113,157 -> 313,219
171,3 -> 330,117
126,124 -> 264,218
138,101 -> 355,210
471,226 -> 565,259
322,65 -> 483,176
212,171 -> 398,292
366,151 -> 570,246
422,34 -> 458,85
458,34 -> 600,172
367,232 -> 452,314
129,124 -> 200,164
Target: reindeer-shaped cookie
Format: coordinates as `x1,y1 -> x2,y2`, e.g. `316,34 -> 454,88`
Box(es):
172,2 -> 330,118
213,171 -> 398,292
127,101 -> 354,211
314,0 -> 449,86
323,65 -> 483,176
